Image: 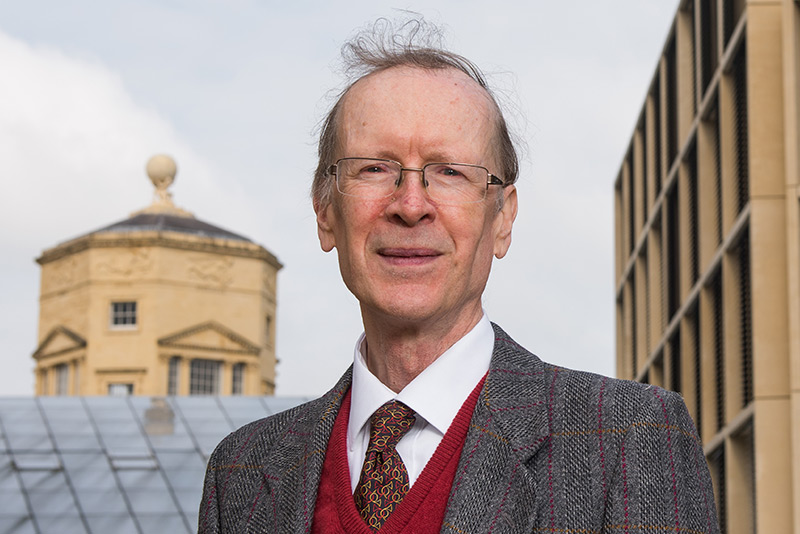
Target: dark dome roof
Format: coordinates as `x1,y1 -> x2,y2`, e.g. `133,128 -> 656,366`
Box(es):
93,212 -> 252,242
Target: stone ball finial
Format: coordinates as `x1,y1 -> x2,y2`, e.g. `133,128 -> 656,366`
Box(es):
132,153 -> 193,218
146,154 -> 177,191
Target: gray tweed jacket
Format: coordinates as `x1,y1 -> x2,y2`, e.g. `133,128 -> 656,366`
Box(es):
199,324 -> 720,533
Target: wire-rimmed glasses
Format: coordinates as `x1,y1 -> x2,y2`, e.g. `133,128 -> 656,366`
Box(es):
327,157 -> 505,205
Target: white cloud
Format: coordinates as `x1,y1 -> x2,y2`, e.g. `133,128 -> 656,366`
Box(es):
2,32 -> 185,243
0,30 -> 231,394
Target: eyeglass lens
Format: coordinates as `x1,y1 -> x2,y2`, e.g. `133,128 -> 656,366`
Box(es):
335,158 -> 491,204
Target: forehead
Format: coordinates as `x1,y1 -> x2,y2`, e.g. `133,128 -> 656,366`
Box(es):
338,67 -> 496,161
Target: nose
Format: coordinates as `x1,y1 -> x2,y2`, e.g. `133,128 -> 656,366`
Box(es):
385,168 -> 435,226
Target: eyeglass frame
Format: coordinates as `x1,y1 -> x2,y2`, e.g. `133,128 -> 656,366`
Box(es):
326,157 -> 506,204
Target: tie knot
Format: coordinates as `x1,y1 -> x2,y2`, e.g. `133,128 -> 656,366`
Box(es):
367,401 -> 416,451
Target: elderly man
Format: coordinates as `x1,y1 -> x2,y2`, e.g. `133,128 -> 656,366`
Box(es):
199,22 -> 719,534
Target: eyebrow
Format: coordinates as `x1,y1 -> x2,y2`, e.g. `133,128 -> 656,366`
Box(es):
367,151 -> 479,165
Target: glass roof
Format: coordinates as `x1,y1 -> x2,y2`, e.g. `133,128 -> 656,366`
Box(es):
0,395 -> 310,534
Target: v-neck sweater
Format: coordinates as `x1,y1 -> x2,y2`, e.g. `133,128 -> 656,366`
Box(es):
311,375 -> 486,533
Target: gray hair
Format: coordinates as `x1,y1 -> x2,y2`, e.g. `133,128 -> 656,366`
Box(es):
311,17 -> 519,208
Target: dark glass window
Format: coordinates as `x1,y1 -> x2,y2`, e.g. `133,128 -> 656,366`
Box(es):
190,360 -> 220,395
630,271 -> 637,379
686,0 -> 697,114
732,46 -> 749,214
703,95 -> 723,245
709,446 -> 727,532
110,301 -> 137,328
723,0 -> 746,48
640,119 -> 648,225
652,75 -> 662,196
700,0 -> 719,97
711,272 -> 725,431
687,141 -> 699,285
665,36 -> 679,170
666,185 -> 681,320
689,303 -> 702,435
737,234 -> 753,407
669,329 -> 682,394
232,363 -> 245,395
108,383 -> 133,396
55,364 -> 69,396
168,357 -> 180,396
628,148 -> 636,254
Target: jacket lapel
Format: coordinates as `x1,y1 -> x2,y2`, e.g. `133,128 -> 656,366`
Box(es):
262,324 -> 553,533
263,368 -> 352,533
441,324 -> 554,533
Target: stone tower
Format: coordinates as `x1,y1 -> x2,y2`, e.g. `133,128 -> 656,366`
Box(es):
33,155 -> 281,395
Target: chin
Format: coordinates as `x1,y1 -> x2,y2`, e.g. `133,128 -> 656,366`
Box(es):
368,295 -> 444,324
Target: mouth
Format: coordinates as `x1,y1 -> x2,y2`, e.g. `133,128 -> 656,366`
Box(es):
376,247 -> 442,266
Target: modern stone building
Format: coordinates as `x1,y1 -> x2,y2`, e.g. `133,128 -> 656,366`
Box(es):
33,155 -> 282,396
614,1 -> 800,533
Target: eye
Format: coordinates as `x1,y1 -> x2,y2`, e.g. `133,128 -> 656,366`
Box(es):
438,166 -> 464,177
355,162 -> 392,178
427,164 -> 471,183
363,165 -> 388,174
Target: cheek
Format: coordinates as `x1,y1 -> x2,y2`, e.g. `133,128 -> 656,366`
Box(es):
449,213 -> 497,267
334,203 -> 381,257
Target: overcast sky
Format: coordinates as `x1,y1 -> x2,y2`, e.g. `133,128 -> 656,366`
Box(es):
0,1 -> 680,397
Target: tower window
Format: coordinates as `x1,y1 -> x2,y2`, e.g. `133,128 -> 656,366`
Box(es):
55,364 -> 69,396
232,363 -> 245,395
108,383 -> 133,396
110,301 -> 137,328
167,356 -> 180,395
190,359 -> 221,395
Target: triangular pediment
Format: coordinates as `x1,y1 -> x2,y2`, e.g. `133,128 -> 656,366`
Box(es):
157,321 -> 260,355
33,326 -> 87,360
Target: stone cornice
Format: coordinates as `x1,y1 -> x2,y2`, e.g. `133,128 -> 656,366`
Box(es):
37,231 -> 282,270
95,368 -> 147,374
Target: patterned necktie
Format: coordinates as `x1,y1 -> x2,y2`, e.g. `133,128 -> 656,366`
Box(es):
353,401 -> 416,529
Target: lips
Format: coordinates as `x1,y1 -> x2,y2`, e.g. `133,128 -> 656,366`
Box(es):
378,248 -> 441,257
376,247 -> 442,266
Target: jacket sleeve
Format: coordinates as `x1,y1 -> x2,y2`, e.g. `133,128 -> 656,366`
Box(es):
604,387 -> 720,534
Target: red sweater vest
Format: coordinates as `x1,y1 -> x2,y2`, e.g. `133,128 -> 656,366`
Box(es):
312,376 -> 485,533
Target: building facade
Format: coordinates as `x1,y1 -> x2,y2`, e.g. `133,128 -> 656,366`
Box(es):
33,155 -> 282,396
614,1 -> 800,533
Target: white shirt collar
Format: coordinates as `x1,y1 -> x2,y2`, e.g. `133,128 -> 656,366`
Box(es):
348,314 -> 493,445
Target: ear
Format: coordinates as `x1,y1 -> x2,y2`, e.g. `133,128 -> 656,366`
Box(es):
314,199 -> 337,252
493,185 -> 517,259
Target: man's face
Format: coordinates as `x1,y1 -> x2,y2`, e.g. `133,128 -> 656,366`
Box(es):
315,67 -> 517,329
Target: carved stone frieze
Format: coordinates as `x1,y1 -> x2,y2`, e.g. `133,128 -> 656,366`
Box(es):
262,264 -> 277,294
187,256 -> 234,288
48,256 -> 79,291
96,249 -> 153,278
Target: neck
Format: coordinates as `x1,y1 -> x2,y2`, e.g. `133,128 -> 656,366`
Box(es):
361,305 -> 483,392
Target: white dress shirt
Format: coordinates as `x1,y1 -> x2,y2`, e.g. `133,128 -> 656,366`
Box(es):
347,314 -> 494,491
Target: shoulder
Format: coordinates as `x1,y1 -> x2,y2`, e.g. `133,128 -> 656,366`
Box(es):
489,322 -> 695,433
557,369 -> 694,434
482,325 -> 717,533
199,374 -> 351,532
206,396 -> 322,466
207,374 -> 350,471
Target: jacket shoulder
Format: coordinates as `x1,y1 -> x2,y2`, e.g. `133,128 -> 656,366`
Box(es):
490,322 -> 695,433
553,365 -> 696,435
199,385 -> 348,533
207,395 -> 331,466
